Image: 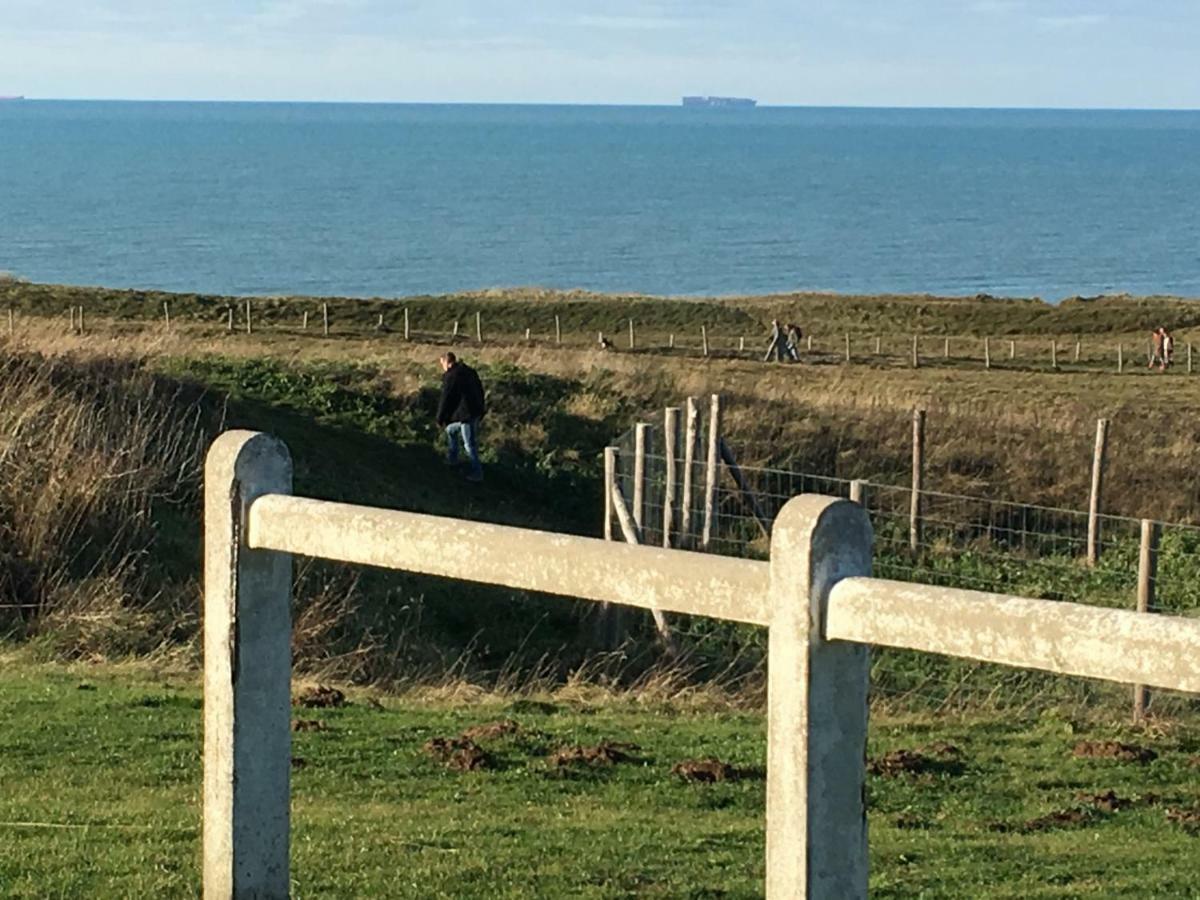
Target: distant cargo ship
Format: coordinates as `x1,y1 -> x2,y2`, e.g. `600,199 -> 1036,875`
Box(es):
682,96 -> 756,108
0,95 -> 25,101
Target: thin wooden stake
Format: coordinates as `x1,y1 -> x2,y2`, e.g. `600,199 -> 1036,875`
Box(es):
911,335 -> 919,369
874,336 -> 881,354
6,307 -> 13,337
629,319 -> 635,350
984,337 -> 991,370
701,325 -> 709,357
943,336 -> 949,359
662,407 -> 680,548
322,303 -> 329,337
475,311 -> 482,342
1133,518 -> 1160,722
1074,338 -> 1081,362
1050,340 -> 1058,370
1009,339 -> 1015,360
245,299 -> 252,335
845,333 -> 851,363
554,315 -> 561,344
807,334 -> 813,352
701,393 -> 722,549
302,311 -> 309,331
163,301 -> 171,331
633,423 -> 649,533
609,478 -> 675,653
1087,418 -> 1110,566
228,308 -> 234,333
680,397 -> 699,547
719,439 -> 771,539
1189,342 -> 1194,374
404,307 -> 410,340
850,479 -> 867,506
1117,343 -> 1123,373
910,408 -> 926,554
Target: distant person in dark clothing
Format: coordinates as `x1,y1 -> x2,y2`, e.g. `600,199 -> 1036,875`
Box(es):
437,352 -> 486,482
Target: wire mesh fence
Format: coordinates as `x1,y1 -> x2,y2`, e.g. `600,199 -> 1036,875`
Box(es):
609,417 -> 1200,718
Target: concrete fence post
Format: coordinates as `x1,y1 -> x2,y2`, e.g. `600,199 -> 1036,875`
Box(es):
701,393 -> 722,549
1008,338 -> 1014,361
203,431 -> 293,900
739,336 -> 746,352
1087,418 -> 1110,566
766,495 -> 872,899
226,308 -> 234,333
525,327 -> 531,341
910,408 -> 926,554
1133,518 -> 1161,722
376,313 -> 385,331
844,333 -> 851,363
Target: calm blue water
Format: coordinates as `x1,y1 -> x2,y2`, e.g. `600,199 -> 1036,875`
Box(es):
1,101 -> 1198,300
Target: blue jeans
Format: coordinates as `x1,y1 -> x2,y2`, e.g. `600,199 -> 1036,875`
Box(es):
445,418 -> 482,479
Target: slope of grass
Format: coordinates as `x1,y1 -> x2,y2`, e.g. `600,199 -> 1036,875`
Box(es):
1,658 -> 1198,898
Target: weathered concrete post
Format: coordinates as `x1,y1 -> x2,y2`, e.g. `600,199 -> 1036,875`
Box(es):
1008,338 -> 1014,361
662,407 -> 680,548
454,320 -> 460,338
668,333 -> 674,349
1087,418 -> 1110,566
910,409 -> 925,554
807,334 -> 814,352
766,495 -> 872,899
633,423 -> 649,534
701,393 -> 722,549
1133,518 -> 1160,722
203,431 -> 293,900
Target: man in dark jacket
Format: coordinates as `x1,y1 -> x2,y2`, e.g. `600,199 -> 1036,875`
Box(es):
437,352 -> 486,482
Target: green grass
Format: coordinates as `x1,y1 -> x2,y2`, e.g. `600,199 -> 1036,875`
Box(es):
1,658 -> 1199,898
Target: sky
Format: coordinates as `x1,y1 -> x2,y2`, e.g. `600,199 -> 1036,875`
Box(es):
1,0 -> 1197,108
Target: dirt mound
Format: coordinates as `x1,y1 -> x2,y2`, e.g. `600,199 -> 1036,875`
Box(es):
460,720 -> 520,741
992,790 -> 1134,833
1072,740 -> 1156,763
423,736 -> 490,771
868,743 -> 964,778
1166,807 -> 1200,833
295,685 -> 346,709
671,758 -> 737,783
1076,789 -> 1129,812
292,719 -> 327,733
548,740 -> 639,769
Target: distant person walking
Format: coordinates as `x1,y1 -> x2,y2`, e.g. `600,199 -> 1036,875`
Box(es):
1149,326 -> 1173,371
437,352 -> 486,483
784,323 -> 803,361
763,319 -> 787,362
1162,327 -> 1175,370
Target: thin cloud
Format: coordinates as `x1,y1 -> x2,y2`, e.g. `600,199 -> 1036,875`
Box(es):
572,14 -> 687,31
1035,13 -> 1109,29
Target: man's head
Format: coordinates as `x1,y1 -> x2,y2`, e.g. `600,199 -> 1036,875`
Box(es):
439,352 -> 457,372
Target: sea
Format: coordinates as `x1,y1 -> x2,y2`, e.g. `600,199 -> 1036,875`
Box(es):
1,101 -> 1198,301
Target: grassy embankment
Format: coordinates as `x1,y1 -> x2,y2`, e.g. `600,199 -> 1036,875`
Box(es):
4,283 -> 1200,895
2,656 -> 1200,898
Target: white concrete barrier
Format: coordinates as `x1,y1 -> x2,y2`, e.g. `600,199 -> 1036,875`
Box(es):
203,430 -> 1200,900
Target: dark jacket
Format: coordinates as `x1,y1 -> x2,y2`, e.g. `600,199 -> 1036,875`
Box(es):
437,362 -> 486,425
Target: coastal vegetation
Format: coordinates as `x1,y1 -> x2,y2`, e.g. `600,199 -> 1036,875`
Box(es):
3,282 -> 1200,895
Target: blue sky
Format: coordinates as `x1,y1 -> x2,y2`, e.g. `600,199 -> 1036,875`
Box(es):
1,0 -> 1196,107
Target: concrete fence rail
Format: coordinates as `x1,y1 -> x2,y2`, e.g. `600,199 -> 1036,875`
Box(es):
203,430 -> 1200,899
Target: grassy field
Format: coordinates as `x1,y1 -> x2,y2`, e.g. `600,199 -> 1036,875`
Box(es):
1,655 -> 1199,898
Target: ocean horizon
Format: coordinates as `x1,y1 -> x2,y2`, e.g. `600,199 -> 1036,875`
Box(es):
2,100 -> 1198,301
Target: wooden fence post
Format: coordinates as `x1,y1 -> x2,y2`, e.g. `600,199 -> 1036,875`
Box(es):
322,303 -> 329,337
1189,343 -> 1193,374
662,407 -> 680,548
1087,418 -> 1110,566
525,327 -> 531,341
376,313 -> 384,331
6,307 -> 13,338
1117,343 -> 1123,373
554,315 -> 561,345
874,336 -> 881,355
476,311 -> 482,342
227,308 -> 234,333
984,337 -> 991,370
910,408 -> 925,554
1050,340 -> 1058,370
163,301 -> 171,331
604,446 -> 616,542
1074,339 -> 1081,363
766,495 -> 871,899
453,320 -> 459,338
77,306 -> 85,335
203,431 -> 293,899
1009,339 -> 1015,361
302,311 -> 309,331
701,393 -> 722,549
850,479 -> 867,506
633,423 -> 649,534
807,334 -> 814,352
668,333 -> 674,349
739,336 -> 745,352
719,439 -> 772,539
701,325 -> 709,357
1133,518 -> 1160,722
608,475 -> 673,652
629,319 -> 635,350
845,333 -> 852,363
680,398 -> 699,546
911,335 -> 919,369
599,446 -> 624,647
404,307 -> 410,340
943,337 -> 949,359
245,299 -> 252,335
